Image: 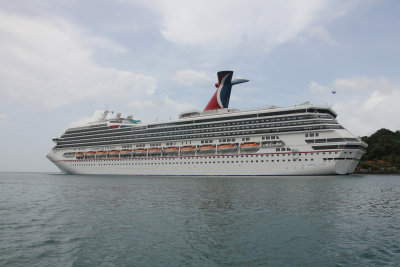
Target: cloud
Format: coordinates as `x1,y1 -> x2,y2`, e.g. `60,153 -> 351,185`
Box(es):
0,114 -> 9,125
129,94 -> 195,118
129,100 -> 158,109
134,0 -> 359,52
304,26 -> 336,45
69,110 -> 107,127
229,94 -> 243,103
363,91 -> 387,111
0,9 -> 156,109
308,76 -> 400,136
163,95 -> 195,111
172,69 -> 210,86
309,81 -> 329,93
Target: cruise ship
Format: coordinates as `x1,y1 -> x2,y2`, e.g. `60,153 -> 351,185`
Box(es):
47,71 -> 367,175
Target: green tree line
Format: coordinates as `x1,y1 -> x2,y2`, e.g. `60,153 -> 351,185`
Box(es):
358,128 -> 400,171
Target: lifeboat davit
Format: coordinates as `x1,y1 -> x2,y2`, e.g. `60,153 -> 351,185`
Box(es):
240,142 -> 260,151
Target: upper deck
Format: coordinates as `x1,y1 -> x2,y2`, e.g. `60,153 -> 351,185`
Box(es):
53,104 -> 341,149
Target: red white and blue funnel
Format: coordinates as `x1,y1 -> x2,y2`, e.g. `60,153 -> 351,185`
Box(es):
204,71 -> 249,111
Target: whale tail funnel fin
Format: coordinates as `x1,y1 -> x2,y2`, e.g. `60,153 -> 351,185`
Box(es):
204,71 -> 248,111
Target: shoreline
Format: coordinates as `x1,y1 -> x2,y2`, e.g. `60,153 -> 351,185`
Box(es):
354,170 -> 400,175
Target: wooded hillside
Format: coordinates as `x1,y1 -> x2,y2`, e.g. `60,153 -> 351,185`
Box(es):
357,128 -> 400,172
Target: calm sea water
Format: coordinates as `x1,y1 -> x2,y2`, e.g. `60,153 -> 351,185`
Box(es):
1,173 -> 400,266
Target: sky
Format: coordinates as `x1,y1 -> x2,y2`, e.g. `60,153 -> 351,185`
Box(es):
0,0 -> 399,172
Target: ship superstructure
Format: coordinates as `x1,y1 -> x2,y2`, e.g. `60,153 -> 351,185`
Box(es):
47,71 -> 367,175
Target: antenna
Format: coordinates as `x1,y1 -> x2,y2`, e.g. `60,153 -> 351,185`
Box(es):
99,110 -> 109,122
99,104 -> 110,122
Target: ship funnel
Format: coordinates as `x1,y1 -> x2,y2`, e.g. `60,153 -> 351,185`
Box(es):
204,71 -> 249,111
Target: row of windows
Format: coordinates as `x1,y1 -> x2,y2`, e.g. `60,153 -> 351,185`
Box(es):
150,143 -> 162,147
62,108 -> 336,141
147,108 -> 313,130
68,156 -> 357,168
312,145 -> 365,150
276,147 -> 291,152
70,158 -> 316,167
70,151 -> 348,161
305,132 -> 319,137
220,138 -> 235,143
55,124 -> 343,149
306,137 -> 360,144
57,119 -> 338,147
262,135 -> 279,140
65,124 -> 107,134
61,113 -> 334,141
323,158 -> 357,161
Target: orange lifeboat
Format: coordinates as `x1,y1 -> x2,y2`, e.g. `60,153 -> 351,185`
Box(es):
148,148 -> 161,154
85,151 -> 96,158
96,151 -> 107,158
180,146 -> 196,154
164,147 -> 179,154
76,152 -> 84,159
134,148 -> 147,154
108,150 -> 120,157
217,143 -> 237,152
199,145 -> 216,149
181,146 -> 195,150
218,144 -> 234,149
240,142 -> 260,151
198,144 -> 216,154
120,149 -> 132,157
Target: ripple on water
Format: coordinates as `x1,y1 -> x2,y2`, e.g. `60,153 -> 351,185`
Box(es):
0,173 -> 400,266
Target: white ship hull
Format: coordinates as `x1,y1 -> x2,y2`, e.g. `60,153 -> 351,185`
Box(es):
48,132 -> 365,176
49,153 -> 361,176
50,159 -> 359,176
